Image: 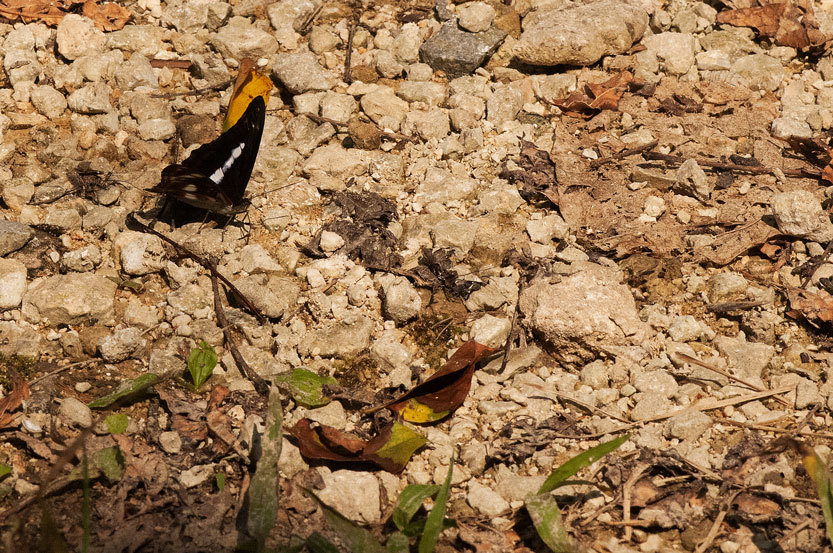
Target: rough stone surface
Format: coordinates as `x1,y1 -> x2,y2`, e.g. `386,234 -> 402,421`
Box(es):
272,51 -> 335,94
519,262 -> 649,363
419,22 -> 506,78
514,0 -> 648,66
56,15 -> 106,60
23,274 -> 117,325
772,190 -> 833,242
0,258 -> 27,309
318,470 -> 381,523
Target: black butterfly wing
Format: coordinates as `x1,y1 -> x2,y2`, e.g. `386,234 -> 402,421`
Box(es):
151,95 -> 266,213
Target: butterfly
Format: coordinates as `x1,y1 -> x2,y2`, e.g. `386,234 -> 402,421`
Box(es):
150,95 -> 266,216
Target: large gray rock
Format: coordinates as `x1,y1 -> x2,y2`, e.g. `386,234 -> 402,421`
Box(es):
0,220 -> 33,256
519,262 -> 649,363
513,0 -> 648,66
212,22 -> 278,60
772,190 -> 833,243
56,14 -> 106,60
419,21 -> 506,78
23,274 -> 117,325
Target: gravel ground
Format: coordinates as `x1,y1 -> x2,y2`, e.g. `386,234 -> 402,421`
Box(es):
3,0 -> 833,551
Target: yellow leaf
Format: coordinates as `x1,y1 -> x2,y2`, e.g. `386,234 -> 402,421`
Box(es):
400,398 -> 448,424
223,58 -> 273,132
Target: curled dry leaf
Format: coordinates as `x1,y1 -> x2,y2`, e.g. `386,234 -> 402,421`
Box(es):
0,0 -> 68,25
366,340 -> 496,423
0,369 -> 29,429
82,1 -> 131,31
552,71 -> 633,116
786,287 -> 833,323
716,0 -> 831,51
289,418 -> 427,473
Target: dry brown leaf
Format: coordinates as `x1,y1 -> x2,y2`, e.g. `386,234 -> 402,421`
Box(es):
0,370 -> 29,429
695,219 -> 780,266
0,0 -> 68,25
716,0 -> 831,50
552,71 -> 633,116
786,287 -> 833,323
82,1 -> 131,31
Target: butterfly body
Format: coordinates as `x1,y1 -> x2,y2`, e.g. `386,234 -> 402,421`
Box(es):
150,95 -> 266,217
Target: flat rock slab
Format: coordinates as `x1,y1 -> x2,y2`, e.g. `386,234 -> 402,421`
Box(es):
420,21 -> 506,78
22,273 -> 117,325
519,261 -> 649,364
513,0 -> 648,66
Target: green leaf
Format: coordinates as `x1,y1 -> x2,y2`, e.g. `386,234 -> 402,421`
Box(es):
244,387 -> 283,552
216,472 -> 226,491
273,368 -> 337,408
91,446 -> 124,482
188,341 -> 218,389
305,489 -> 387,553
418,456 -> 454,553
385,532 -> 410,553
305,532 -> 340,553
0,463 -> 11,480
525,493 -> 574,553
368,422 -> 427,473
392,484 -> 440,533
538,435 -> 629,495
88,373 -> 159,409
104,413 -> 129,434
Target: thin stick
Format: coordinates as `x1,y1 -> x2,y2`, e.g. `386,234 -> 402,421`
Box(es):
674,352 -> 791,407
800,238 -> 833,288
590,140 -> 658,169
642,151 -> 820,178
499,280 -> 524,374
694,490 -> 741,553
344,18 -> 358,83
150,79 -> 233,99
706,300 -> 766,314
128,214 -> 267,323
715,417 -> 833,439
779,519 -> 813,546
29,360 -> 96,386
210,270 -> 269,396
623,463 -> 650,542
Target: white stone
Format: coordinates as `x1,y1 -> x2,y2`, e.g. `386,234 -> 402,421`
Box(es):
0,259 -> 27,309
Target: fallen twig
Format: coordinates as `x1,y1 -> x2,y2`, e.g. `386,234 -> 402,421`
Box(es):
642,151 -> 820,179
127,214 -> 266,323
590,140 -> 658,169
623,463 -> 650,542
800,238 -> 833,288
705,300 -> 766,314
150,79 -> 233,99
343,18 -> 358,83
210,269 -> 269,396
695,489 -> 741,553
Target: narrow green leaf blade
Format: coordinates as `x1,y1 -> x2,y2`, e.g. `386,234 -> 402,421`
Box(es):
525,493 -> 574,553
273,368 -> 337,408
305,532 -> 340,553
418,456 -> 454,553
188,341 -> 217,389
392,484 -> 440,533
88,373 -> 159,409
385,532 -> 410,553
538,435 -> 629,495
0,463 -> 11,479
305,489 -> 387,553
245,386 -> 283,551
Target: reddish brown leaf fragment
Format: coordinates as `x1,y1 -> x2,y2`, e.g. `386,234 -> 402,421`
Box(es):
82,0 -> 131,31
716,0 -> 831,50
376,340 -> 496,417
0,370 -> 29,429
288,418 -> 425,473
150,59 -> 192,69
787,287 -> 833,323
